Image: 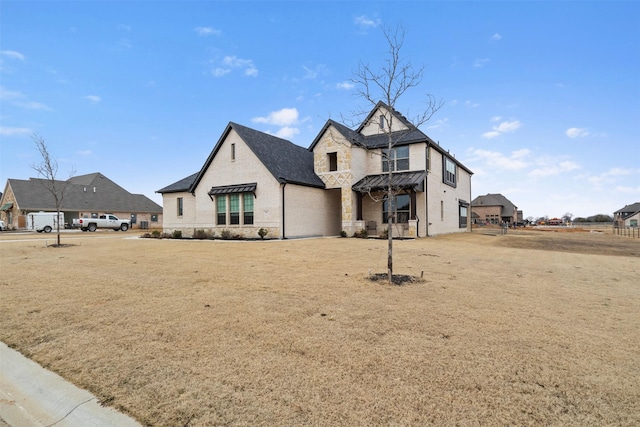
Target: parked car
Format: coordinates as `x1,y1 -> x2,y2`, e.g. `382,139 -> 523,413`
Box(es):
0,220 -> 6,231
72,214 -> 130,232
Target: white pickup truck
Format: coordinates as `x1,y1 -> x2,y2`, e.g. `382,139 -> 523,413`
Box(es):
73,214 -> 131,232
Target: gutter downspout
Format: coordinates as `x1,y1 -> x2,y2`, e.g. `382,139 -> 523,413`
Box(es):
425,172 -> 429,237
281,181 -> 287,239
469,175 -> 472,232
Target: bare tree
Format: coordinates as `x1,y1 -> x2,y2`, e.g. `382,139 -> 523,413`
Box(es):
351,25 -> 443,284
31,134 -> 75,246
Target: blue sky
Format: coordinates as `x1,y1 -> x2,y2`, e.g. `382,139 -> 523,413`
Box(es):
1,1 -> 638,219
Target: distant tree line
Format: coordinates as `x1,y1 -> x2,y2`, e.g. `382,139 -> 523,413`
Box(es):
573,214 -> 614,223
528,214 -> 614,224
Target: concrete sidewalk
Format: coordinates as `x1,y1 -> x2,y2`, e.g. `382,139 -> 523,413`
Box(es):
0,342 -> 141,427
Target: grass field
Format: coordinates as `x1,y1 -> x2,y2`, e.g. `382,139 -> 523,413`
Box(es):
1,229 -> 638,426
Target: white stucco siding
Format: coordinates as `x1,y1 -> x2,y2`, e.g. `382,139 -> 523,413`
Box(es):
162,192 -> 196,231
283,184 -> 341,238
192,129 -> 283,231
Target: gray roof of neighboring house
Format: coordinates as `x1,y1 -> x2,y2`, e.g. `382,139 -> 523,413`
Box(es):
7,173 -> 162,213
156,172 -> 199,194
614,202 -> 640,217
188,122 -> 325,193
471,193 -> 517,217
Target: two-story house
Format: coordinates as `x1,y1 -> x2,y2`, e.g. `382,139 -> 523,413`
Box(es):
157,102 -> 472,239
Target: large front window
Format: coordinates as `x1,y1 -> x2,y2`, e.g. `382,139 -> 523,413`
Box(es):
382,146 -> 410,172
217,192 -> 255,225
383,194 -> 410,224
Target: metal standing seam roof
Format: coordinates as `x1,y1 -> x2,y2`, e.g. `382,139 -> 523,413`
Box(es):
352,171 -> 427,192
208,183 -> 257,196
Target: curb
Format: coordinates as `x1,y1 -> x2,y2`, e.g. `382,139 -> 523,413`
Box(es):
0,342 -> 141,427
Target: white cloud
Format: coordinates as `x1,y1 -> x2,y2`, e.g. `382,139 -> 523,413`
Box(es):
614,185 -> 640,194
491,33 -> 502,41
426,118 -> 449,130
464,100 -> 480,108
473,58 -> 490,68
490,116 -> 502,122
494,120 -> 522,133
212,68 -> 230,77
529,159 -> 580,177
212,56 -> 258,78
354,15 -> 381,29
194,26 -> 221,36
336,81 -> 354,90
275,126 -> 300,139
1,50 -> 25,60
1,87 -> 51,110
15,100 -> 52,111
482,130 -> 501,139
566,127 -> 589,138
467,148 -> 530,171
118,39 -> 132,49
77,150 -> 93,156
0,126 -> 32,136
253,108 -> 299,127
482,120 -> 522,139
84,95 -> 102,104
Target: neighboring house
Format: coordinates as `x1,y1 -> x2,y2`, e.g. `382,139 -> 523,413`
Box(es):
158,102 -> 473,239
0,172 -> 162,230
471,193 -> 519,225
614,202 -> 640,227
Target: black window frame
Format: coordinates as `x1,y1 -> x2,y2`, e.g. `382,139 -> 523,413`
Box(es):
328,152 -> 338,172
383,193 -> 410,224
443,156 -> 457,187
177,197 -> 183,217
382,146 -> 410,172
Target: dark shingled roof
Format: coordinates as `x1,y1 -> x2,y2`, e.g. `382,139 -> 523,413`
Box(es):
614,202 -> 640,218
309,101 -> 472,175
156,172 -> 199,194
8,173 -> 162,213
471,193 -> 517,217
188,122 -> 325,193
352,171 -> 427,193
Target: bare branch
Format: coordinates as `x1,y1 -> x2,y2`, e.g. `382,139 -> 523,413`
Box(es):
30,134 -> 75,246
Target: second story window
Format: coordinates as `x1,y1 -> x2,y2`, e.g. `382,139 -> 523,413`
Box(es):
231,143 -> 236,161
328,152 -> 338,172
382,146 -> 410,172
443,156 -> 457,187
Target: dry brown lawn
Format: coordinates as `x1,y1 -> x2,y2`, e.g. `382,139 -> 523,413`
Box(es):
1,229 -> 639,426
